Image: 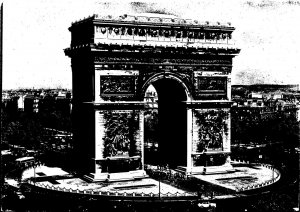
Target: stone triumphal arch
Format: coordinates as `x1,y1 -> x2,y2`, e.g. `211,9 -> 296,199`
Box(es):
65,13 -> 240,181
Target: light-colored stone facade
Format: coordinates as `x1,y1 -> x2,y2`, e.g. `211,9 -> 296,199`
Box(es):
65,13 -> 240,180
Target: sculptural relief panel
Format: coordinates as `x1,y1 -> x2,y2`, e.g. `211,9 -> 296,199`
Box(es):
100,76 -> 136,95
95,70 -> 139,102
197,77 -> 227,93
102,110 -> 141,158
192,109 -> 229,153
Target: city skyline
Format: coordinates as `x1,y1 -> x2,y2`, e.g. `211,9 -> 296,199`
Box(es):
2,0 -> 300,89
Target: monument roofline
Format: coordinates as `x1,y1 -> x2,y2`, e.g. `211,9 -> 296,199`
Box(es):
69,13 -> 235,31
66,13 -> 240,56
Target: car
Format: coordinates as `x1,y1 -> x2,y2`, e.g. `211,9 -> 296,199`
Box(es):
15,191 -> 25,199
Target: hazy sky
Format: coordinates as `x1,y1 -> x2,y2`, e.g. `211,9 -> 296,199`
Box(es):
2,0 -> 300,89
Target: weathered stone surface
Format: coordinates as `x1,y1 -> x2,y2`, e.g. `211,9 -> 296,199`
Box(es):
65,13 -> 240,179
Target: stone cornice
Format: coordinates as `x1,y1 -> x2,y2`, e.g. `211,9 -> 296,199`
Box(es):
185,100 -> 233,108
70,14 -> 234,31
84,101 -> 146,110
64,43 -> 241,56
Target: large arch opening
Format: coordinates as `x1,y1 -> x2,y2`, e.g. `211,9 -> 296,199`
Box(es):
144,76 -> 188,168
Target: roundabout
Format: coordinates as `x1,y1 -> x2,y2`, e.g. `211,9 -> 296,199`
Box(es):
2,160 -> 282,211
19,160 -> 280,199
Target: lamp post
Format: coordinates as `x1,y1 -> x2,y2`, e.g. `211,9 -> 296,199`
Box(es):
158,165 -> 161,199
34,162 -> 36,185
159,175 -> 161,199
33,151 -> 36,185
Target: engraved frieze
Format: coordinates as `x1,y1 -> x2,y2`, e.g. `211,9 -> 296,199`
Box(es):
96,26 -> 232,42
94,56 -> 232,66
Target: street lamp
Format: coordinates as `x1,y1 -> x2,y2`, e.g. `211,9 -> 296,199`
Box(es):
158,175 -> 161,199
158,165 -> 161,199
33,153 -> 36,185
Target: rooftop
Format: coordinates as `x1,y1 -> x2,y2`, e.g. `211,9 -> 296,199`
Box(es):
72,13 -> 233,29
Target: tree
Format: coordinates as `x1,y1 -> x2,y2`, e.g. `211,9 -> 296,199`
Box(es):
2,111 -> 44,149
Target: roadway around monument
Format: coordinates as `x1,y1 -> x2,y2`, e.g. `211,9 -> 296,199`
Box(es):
20,162 -> 280,198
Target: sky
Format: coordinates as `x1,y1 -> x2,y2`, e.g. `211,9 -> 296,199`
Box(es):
2,0 -> 300,89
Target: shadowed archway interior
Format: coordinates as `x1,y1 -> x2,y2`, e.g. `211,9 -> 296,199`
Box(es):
151,77 -> 188,168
